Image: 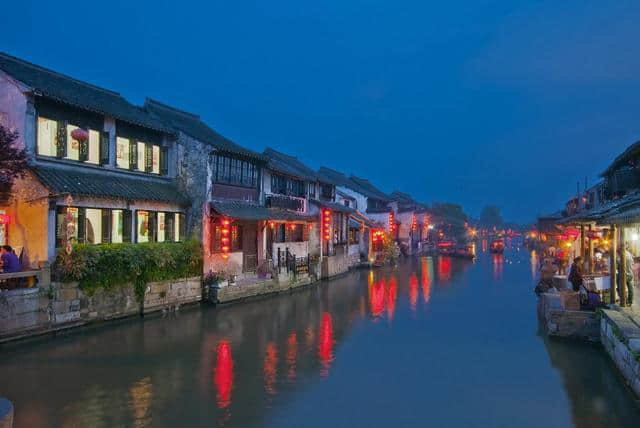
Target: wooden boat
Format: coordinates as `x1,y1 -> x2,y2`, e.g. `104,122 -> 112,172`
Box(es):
438,240 -> 475,259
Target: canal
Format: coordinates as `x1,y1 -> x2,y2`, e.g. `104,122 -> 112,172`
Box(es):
1,240 -> 639,427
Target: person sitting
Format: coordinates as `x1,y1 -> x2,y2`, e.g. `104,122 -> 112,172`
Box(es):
535,258 -> 557,295
568,256 -> 584,292
0,245 -> 21,273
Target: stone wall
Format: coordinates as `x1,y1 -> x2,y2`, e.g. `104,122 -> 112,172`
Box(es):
600,309 -> 640,398
0,277 -> 202,343
175,132 -> 208,241
215,274 -> 313,304
538,292 -> 599,341
321,254 -> 350,279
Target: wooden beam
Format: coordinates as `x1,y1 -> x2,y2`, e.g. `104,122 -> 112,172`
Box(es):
610,224 -> 617,305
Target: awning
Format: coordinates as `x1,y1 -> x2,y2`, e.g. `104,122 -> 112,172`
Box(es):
32,164 -> 190,205
598,206 -> 640,226
209,199 -> 315,222
310,199 -> 356,214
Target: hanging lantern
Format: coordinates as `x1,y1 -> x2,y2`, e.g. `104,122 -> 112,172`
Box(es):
71,128 -> 89,142
411,214 -> 417,232
0,214 -> 10,225
565,227 -> 580,239
388,212 -> 395,233
323,210 -> 331,241
221,218 -> 231,259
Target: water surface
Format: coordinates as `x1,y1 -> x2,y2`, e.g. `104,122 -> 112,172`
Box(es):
1,240 -> 639,427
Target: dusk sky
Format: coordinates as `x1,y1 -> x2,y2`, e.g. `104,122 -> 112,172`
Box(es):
4,0 -> 640,223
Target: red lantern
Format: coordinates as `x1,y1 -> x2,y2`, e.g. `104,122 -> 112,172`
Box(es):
0,214 -> 10,224
322,210 -> 331,241
389,212 -> 395,233
565,228 -> 580,239
221,218 -> 231,259
411,214 -> 417,232
71,128 -> 89,142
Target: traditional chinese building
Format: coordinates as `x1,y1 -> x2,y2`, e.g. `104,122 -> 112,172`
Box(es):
0,52 -> 188,268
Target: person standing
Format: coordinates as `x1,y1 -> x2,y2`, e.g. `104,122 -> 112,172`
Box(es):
568,256 -> 584,292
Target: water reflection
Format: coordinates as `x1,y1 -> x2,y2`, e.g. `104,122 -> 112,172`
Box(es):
318,313 -> 334,378
1,251 -> 639,428
530,249 -> 538,279
214,341 -> 234,410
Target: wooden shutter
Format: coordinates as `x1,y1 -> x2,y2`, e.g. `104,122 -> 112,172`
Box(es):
123,210 -> 132,243
79,132 -> 88,162
56,120 -> 67,158
99,131 -> 110,165
145,144 -> 153,172
160,147 -> 168,175
179,214 -> 186,241
166,213 -> 175,243
129,140 -> 137,170
101,209 -> 111,243
77,208 -> 86,244
149,212 -> 157,242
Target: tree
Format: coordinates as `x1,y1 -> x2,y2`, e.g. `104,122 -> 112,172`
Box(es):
0,125 -> 28,203
479,205 -> 504,229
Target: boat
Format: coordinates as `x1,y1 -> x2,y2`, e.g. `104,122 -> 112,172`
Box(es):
490,239 -> 505,254
438,240 -> 475,259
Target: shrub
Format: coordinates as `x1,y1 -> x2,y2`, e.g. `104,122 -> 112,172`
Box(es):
53,240 -> 203,301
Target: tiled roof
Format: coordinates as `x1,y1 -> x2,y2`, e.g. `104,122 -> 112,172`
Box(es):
32,164 -> 189,205
601,141 -> 640,177
366,206 -> 392,214
309,199 -> 355,214
209,199 -> 315,221
144,99 -> 263,160
317,167 -> 352,187
263,148 -> 319,182
0,52 -> 171,133
349,176 -> 391,202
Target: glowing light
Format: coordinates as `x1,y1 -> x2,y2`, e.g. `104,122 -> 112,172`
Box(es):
409,274 -> 418,313
214,341 -> 234,409
322,210 -> 332,241
286,332 -> 298,382
386,276 -> 397,320
263,342 -> 278,395
0,214 -> 10,224
318,313 -> 334,378
632,233 -> 639,242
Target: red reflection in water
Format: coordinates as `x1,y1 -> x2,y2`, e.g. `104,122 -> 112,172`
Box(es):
409,274 -> 418,312
318,312 -> 334,378
369,279 -> 386,317
386,276 -> 397,320
481,239 -> 488,252
263,342 -> 278,395
286,332 -> 298,383
493,254 -> 504,280
421,258 -> 431,303
214,341 -> 234,409
438,257 -> 452,282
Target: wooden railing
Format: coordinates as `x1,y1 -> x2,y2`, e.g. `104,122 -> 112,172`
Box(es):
0,270 -> 46,290
276,248 -> 310,277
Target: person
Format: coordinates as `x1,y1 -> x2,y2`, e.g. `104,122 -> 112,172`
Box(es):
620,244 -> 635,306
535,258 -> 557,295
568,256 -> 584,292
0,245 -> 20,273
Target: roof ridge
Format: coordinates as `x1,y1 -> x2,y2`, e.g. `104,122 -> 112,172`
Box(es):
319,166 -> 346,176
0,51 -> 122,97
145,98 -> 200,120
264,147 -> 298,161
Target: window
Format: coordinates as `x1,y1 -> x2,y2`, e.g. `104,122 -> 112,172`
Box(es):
211,221 -> 241,252
212,154 -> 258,187
0,210 -> 6,246
231,225 -> 243,251
333,212 -> 345,244
320,183 -> 335,201
112,210 -> 124,243
349,228 -> 360,244
85,208 -> 103,244
137,211 -> 151,243
291,224 -> 304,242
37,117 -> 57,157
309,182 -> 316,199
88,130 -> 100,164
271,173 -> 305,197
66,124 -> 80,161
275,223 -> 286,243
116,137 -> 130,168
152,145 -> 160,174
157,213 -> 166,242
137,142 -> 146,172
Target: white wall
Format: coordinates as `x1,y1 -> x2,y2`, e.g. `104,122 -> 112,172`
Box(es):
0,70 -> 28,150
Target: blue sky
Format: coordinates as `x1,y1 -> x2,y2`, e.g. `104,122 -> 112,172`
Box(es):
3,0 -> 640,223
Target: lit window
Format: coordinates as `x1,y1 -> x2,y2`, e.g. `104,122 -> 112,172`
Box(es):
85,208 -> 103,244
137,142 -> 146,172
111,210 -> 124,243
157,212 -> 165,242
66,124 -> 80,160
0,209 -> 6,246
137,211 -> 150,243
152,145 -> 160,174
87,130 -> 100,164
174,213 -> 181,242
37,117 -> 57,157
116,137 -> 130,169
